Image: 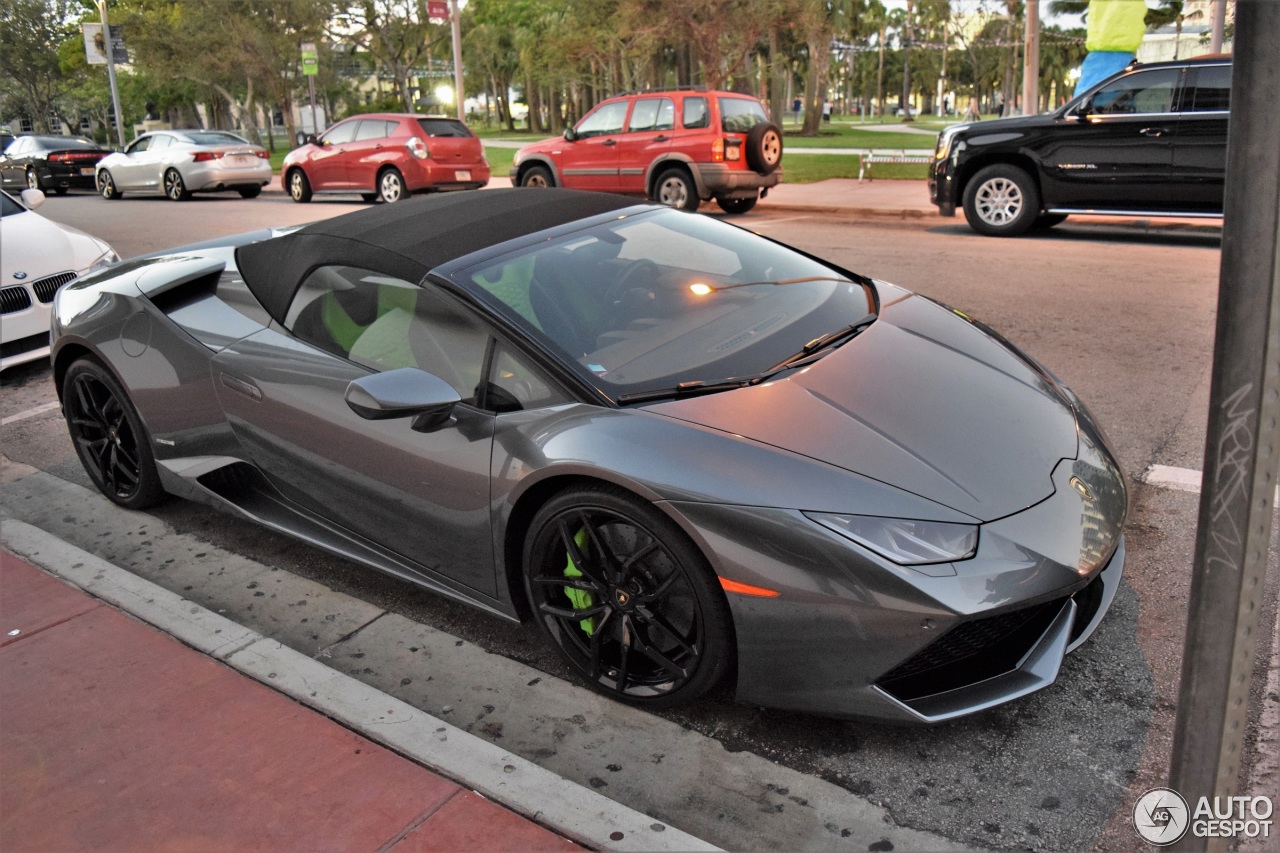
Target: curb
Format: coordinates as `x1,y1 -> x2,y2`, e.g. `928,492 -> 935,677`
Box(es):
0,518 -> 719,853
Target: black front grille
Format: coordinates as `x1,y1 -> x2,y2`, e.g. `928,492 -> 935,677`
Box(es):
877,598 -> 1067,702
1,285 -> 32,314
0,332 -> 49,359
32,271 -> 76,304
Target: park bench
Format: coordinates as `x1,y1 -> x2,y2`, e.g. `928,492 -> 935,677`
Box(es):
858,149 -> 933,181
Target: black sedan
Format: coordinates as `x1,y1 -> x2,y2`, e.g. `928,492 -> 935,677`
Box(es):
1,135 -> 111,194
51,189 -> 1127,722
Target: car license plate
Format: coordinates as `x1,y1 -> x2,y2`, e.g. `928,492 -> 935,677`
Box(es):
456,170 -> 471,181
80,167 -> 95,176
228,155 -> 252,165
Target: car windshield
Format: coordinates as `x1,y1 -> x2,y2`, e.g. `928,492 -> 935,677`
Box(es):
719,97 -> 767,133
461,208 -> 876,402
0,192 -> 25,217
180,131 -> 249,146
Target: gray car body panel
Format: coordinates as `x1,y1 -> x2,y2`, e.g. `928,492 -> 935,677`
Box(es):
51,213 -> 1128,723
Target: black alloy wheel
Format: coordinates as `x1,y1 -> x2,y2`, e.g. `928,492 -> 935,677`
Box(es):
164,168 -> 191,201
524,486 -> 732,709
63,359 -> 166,509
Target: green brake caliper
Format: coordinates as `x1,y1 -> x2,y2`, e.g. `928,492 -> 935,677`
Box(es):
563,528 -> 597,636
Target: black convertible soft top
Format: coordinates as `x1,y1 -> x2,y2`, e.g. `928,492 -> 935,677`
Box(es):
235,188 -> 637,323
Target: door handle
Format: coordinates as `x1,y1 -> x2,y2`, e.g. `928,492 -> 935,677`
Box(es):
601,139 -> 617,146
653,135 -> 669,142
1139,127 -> 1168,137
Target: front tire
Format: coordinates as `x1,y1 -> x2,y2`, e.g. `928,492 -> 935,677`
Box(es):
163,168 -> 191,201
287,168 -> 312,203
962,164 -> 1039,236
653,168 -> 699,212
63,358 -> 166,510
377,167 -> 406,203
98,170 -> 122,199
523,485 -> 732,710
715,195 -> 758,214
519,165 -> 554,188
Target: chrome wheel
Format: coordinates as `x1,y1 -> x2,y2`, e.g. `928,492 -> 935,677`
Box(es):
973,176 -> 1024,227
25,169 -> 39,190
378,169 -> 404,203
525,488 -> 730,707
98,170 -> 121,199
288,169 -> 311,203
163,168 -> 189,201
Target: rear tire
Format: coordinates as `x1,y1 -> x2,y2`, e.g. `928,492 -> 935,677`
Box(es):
287,168 -> 312,203
25,169 -> 40,190
519,165 -> 554,188
962,164 -> 1039,237
163,168 -> 191,201
745,122 -> 783,174
63,358 -> 166,510
653,168 -> 699,212
523,485 -> 732,710
715,196 -> 758,214
377,167 -> 406,203
237,186 -> 262,199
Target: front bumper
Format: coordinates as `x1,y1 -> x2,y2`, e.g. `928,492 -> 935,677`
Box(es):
929,159 -> 957,216
666,424 -> 1127,722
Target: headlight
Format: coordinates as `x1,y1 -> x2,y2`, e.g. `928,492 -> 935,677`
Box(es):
805,512 -> 978,565
934,125 -> 968,161
89,248 -> 120,272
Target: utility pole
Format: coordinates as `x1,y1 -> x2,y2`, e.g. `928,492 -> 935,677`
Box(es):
1022,0 -> 1039,115
96,0 -> 126,148
1210,0 -> 1227,53
1168,5 -> 1280,851
449,0 -> 464,122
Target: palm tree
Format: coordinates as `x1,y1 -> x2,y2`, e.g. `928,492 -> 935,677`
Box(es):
1146,0 -> 1203,60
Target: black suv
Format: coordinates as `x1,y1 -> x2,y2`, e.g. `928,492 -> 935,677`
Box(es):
930,56 -> 1230,236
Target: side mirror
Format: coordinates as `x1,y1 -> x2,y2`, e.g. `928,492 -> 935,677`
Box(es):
345,368 -> 460,432
19,188 -> 45,210
563,127 -> 578,142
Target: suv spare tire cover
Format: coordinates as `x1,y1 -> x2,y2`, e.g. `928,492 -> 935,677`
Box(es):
745,122 -> 783,175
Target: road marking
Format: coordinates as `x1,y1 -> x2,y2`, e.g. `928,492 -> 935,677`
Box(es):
1141,464 -> 1280,503
748,215 -> 812,228
1,401 -> 60,426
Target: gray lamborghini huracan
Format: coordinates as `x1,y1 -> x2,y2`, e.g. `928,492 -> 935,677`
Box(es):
52,189 -> 1127,723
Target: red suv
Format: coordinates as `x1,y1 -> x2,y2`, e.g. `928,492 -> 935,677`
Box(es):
511,90 -> 782,213
283,113 -> 489,204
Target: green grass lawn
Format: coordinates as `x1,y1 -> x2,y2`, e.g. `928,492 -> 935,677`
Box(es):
780,154 -> 929,183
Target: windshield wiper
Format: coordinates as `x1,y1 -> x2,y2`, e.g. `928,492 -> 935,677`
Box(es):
617,377 -> 763,405
765,315 -> 876,374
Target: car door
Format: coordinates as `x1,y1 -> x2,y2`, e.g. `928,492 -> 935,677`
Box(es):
310,119 -> 359,189
345,119 -> 395,191
1040,67 -> 1183,210
0,137 -> 28,187
615,97 -> 674,194
1168,62 -> 1230,213
559,100 -> 629,191
210,265 -> 499,595
113,136 -> 155,189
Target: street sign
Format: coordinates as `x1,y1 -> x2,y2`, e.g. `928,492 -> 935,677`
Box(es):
300,42 -> 319,76
428,1 -> 448,22
82,23 -> 127,66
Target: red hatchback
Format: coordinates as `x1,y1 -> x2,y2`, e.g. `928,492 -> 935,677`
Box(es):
283,113 -> 489,204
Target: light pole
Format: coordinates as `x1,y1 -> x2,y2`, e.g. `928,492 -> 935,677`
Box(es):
449,0 -> 464,122
96,0 -> 126,147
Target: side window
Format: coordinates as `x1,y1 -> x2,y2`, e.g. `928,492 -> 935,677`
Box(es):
628,98 -> 674,133
284,265 -> 490,402
575,101 -> 629,138
354,120 -> 390,141
126,137 -> 151,154
149,135 -> 172,150
321,121 -> 358,145
683,97 -> 709,129
1188,65 -> 1231,112
487,342 -> 568,412
1088,68 -> 1180,115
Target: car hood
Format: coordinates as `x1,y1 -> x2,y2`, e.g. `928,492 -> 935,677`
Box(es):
644,292 -> 1079,522
1,210 -> 113,282
956,113 -> 1061,136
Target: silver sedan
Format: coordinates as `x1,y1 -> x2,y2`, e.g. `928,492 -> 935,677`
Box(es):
95,130 -> 272,201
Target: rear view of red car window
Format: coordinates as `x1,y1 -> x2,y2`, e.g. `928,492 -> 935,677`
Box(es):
417,119 -> 472,138
719,97 -> 767,133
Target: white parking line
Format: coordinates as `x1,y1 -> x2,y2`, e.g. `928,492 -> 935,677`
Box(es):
747,215 -> 812,228
1,401 -> 60,426
1141,463 -> 1280,503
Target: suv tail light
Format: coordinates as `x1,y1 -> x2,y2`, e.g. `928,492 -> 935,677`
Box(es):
711,138 -> 725,162
407,137 -> 430,160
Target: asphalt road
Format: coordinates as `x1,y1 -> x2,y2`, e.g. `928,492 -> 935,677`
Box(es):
3,190 -> 1272,852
